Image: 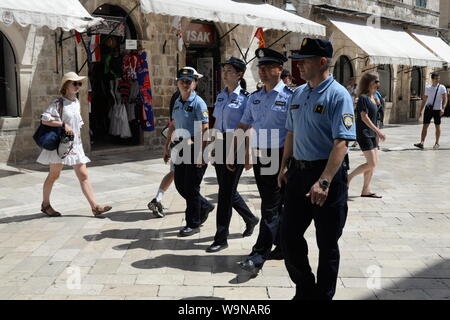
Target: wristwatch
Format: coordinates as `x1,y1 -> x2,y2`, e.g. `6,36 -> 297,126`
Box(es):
319,178 -> 330,190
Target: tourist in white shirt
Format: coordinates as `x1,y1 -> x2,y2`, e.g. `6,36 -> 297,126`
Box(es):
414,73 -> 448,150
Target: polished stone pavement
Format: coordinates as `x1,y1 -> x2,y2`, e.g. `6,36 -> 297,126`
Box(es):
0,120 -> 449,300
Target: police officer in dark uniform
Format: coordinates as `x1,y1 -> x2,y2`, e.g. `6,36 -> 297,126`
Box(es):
206,57 -> 260,253
169,67 -> 214,237
232,48 -> 294,276
278,39 -> 356,300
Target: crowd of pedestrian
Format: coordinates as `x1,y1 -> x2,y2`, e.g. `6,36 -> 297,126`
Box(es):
35,36 -> 447,300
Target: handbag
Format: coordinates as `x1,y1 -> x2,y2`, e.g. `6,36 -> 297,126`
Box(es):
425,85 -> 441,110
33,97 -> 73,157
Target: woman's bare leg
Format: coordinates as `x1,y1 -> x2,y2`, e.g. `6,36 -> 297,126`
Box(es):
43,164 -> 64,206
73,163 -> 98,209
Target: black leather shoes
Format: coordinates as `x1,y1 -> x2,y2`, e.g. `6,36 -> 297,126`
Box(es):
268,246 -> 284,260
243,217 -> 259,237
178,226 -> 200,237
200,204 -> 215,225
238,259 -> 260,277
206,243 -> 228,253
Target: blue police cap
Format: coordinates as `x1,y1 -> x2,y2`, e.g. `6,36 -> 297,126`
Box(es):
289,38 -> 333,59
255,48 -> 287,66
221,56 -> 246,72
176,67 -> 195,81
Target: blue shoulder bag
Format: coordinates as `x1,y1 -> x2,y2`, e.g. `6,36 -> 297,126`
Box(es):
33,98 -> 65,151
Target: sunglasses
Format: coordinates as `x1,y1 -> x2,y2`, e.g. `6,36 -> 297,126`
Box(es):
72,81 -> 83,87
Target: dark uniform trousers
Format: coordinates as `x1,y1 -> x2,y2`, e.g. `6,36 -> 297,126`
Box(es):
248,148 -> 284,268
281,161 -> 348,300
214,163 -> 256,245
173,144 -> 211,229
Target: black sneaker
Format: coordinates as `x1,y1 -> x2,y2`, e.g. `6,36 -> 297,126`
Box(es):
147,199 -> 164,218
414,143 -> 424,149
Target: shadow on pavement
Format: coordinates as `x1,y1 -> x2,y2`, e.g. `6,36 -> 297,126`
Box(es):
361,259 -> 450,300
83,228 -> 245,252
100,210 -> 185,222
0,213 -> 95,224
131,254 -> 249,277
0,169 -> 24,178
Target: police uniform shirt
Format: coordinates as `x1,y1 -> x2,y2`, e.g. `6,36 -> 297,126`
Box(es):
240,81 -> 293,149
213,86 -> 249,133
172,91 -> 209,137
286,76 -> 356,161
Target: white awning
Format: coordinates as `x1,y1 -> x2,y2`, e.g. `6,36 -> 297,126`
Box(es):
410,32 -> 450,64
329,17 -> 444,68
0,0 -> 103,32
140,0 -> 325,36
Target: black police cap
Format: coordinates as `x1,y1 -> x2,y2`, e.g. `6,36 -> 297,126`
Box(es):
176,67 -> 195,81
221,56 -> 247,72
255,48 -> 287,66
289,38 -> 333,59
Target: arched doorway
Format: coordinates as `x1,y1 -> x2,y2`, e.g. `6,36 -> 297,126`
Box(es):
0,31 -> 19,117
185,21 -> 220,126
333,55 -> 353,86
88,4 -> 141,150
377,64 -> 392,102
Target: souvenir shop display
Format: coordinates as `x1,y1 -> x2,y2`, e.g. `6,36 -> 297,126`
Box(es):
87,33 -> 155,148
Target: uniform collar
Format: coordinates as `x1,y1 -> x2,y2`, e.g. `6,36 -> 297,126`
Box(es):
308,76 -> 334,94
223,85 -> 242,96
264,80 -> 285,94
179,91 -> 197,103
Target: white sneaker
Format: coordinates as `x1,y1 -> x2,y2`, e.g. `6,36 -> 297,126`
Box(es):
433,144 -> 440,150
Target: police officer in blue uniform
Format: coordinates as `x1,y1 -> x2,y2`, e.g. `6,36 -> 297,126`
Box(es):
206,57 -> 260,253
233,48 -> 294,276
170,68 -> 214,237
278,38 -> 356,300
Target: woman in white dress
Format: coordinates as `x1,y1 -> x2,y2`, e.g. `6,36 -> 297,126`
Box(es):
37,72 -> 112,217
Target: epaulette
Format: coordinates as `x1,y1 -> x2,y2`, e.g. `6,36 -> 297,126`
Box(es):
240,89 -> 250,97
284,86 -> 294,94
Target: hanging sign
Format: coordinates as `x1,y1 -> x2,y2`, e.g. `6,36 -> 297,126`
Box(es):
184,22 -> 216,46
126,40 -> 138,50
90,16 -> 125,37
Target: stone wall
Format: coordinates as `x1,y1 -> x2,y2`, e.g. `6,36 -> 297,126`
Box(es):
295,0 -> 440,28
0,24 -> 80,164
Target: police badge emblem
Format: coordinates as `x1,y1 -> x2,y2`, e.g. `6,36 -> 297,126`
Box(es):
302,38 -> 308,47
257,50 -> 265,58
342,113 -> 354,130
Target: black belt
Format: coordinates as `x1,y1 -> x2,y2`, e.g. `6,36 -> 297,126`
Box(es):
291,159 -> 328,170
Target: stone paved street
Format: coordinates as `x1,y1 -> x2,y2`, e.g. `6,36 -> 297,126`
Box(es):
0,121 -> 449,300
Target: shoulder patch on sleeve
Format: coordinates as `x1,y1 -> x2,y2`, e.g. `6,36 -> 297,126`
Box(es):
342,113 -> 354,130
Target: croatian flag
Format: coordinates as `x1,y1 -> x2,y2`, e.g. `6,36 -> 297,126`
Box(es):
88,34 -> 101,62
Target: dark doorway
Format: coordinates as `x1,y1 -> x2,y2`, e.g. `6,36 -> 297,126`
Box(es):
88,4 -> 142,150
0,32 -> 19,117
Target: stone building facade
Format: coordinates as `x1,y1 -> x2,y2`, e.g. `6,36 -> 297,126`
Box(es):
438,0 -> 450,85
0,0 -> 299,164
290,0 -> 444,124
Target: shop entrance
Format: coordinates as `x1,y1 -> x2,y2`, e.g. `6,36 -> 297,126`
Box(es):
88,4 -> 142,150
185,21 -> 221,127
